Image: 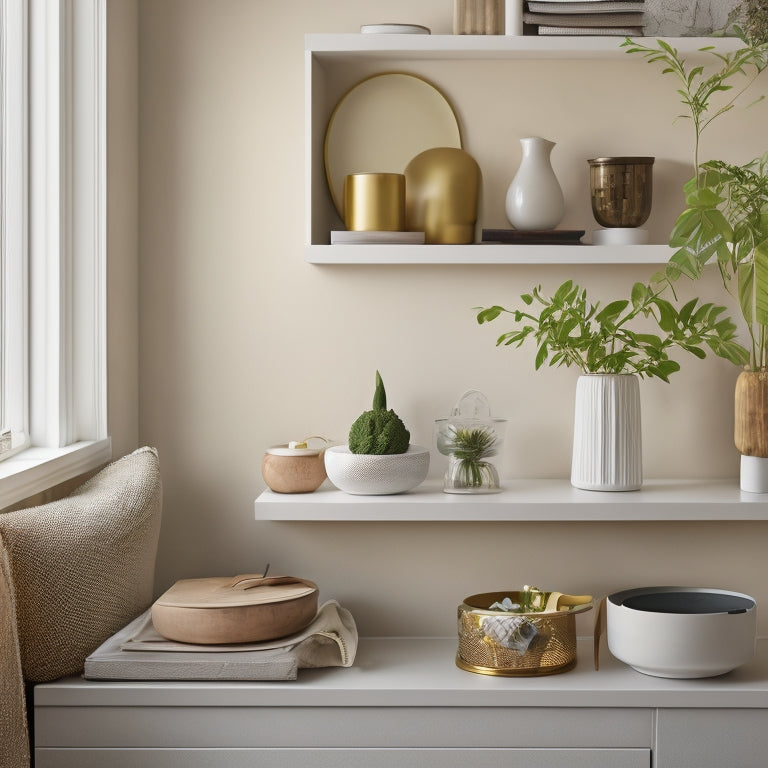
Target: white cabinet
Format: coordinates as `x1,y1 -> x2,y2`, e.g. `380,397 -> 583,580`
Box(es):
34,637 -> 768,767
305,34 -> 741,265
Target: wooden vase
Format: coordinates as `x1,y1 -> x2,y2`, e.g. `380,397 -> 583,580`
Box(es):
734,370 -> 768,458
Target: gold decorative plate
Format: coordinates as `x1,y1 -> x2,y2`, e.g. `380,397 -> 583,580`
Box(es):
324,72 -> 462,217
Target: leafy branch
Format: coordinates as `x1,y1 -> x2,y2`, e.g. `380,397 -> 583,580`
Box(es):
623,31 -> 768,370
621,31 -> 768,178
476,279 -> 749,381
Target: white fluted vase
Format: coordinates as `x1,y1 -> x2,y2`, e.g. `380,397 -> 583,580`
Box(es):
571,374 -> 642,491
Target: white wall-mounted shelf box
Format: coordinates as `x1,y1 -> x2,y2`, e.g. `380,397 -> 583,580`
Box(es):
305,35 -> 741,266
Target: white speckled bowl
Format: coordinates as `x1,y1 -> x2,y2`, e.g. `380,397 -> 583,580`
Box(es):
324,444 -> 430,495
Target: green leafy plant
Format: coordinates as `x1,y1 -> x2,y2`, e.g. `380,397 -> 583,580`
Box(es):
476,279 -> 748,381
348,370 -> 410,455
440,425 -> 498,488
623,32 -> 768,369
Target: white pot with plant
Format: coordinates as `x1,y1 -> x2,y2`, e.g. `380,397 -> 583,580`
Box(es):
624,29 -> 768,491
324,371 -> 429,495
477,279 -> 745,490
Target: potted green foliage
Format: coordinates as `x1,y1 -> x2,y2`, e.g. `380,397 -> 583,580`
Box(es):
477,279 -> 744,490
623,30 -> 768,491
323,371 -> 430,495
435,390 -> 506,494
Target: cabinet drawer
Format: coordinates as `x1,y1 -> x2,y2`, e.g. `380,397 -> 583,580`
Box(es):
35,747 -> 651,768
35,706 -> 651,749
657,709 -> 768,768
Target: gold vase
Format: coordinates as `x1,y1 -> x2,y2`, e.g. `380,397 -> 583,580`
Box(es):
404,147 -> 481,244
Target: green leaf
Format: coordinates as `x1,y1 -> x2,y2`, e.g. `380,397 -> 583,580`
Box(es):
535,342 -> 549,369
654,299 -> 678,332
755,241 -> 768,327
554,280 -> 574,303
477,306 -> 505,324
595,300 -> 629,324
630,282 -> 648,309
738,262 -> 755,327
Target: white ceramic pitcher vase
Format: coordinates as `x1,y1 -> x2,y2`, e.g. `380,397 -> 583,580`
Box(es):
505,136 -> 565,231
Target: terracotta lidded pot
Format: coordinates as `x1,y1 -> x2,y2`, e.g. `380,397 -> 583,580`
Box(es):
262,437 -> 329,494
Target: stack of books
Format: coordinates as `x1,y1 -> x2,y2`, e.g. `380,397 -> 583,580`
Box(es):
523,0 -> 645,36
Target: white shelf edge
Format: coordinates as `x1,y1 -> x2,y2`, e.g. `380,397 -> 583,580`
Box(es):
34,637 -> 768,710
306,243 -> 671,265
255,478 -> 768,522
306,34 -> 742,61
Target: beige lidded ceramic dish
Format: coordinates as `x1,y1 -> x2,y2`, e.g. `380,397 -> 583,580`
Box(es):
262,440 -> 328,494
151,574 -> 319,645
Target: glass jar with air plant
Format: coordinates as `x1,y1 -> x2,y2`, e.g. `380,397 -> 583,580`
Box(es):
435,390 -> 506,494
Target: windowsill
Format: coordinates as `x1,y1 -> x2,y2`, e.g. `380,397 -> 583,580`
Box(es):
0,438 -> 112,510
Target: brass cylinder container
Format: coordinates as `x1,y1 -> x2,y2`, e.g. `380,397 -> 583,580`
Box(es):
344,173 -> 405,232
456,591 -> 590,677
734,370 -> 768,457
588,157 -> 654,228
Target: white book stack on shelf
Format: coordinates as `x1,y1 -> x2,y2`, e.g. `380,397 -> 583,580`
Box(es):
523,0 -> 646,36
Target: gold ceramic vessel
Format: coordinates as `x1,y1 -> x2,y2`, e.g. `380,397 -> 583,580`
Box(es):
405,147 -> 481,244
588,157 -> 654,228
344,173 -> 405,232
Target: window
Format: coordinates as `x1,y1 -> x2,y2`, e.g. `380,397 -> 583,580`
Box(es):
1,0 -> 26,460
0,0 -> 110,508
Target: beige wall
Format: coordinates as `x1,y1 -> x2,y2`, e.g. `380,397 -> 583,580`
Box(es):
135,0 -> 768,637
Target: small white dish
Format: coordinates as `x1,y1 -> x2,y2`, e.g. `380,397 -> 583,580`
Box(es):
324,444 -> 430,495
592,227 -> 649,245
361,23 -> 431,34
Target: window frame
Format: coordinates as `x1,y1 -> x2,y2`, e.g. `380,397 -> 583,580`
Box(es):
0,0 -> 110,510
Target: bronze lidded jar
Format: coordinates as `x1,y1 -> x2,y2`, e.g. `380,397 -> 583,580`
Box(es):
588,157 -> 654,244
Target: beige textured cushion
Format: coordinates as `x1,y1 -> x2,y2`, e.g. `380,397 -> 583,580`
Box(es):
0,534 -> 29,768
0,446 -> 162,683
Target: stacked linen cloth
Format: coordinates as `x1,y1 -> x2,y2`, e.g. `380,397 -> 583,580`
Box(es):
84,600 -> 358,681
523,0 -> 646,35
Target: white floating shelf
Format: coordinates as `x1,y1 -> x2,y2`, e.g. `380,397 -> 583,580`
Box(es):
255,479 -> 768,522
306,243 -> 671,265
306,34 -> 741,63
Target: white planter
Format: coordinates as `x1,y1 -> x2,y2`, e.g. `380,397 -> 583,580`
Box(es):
324,444 -> 430,495
571,373 -> 642,491
740,454 -> 768,494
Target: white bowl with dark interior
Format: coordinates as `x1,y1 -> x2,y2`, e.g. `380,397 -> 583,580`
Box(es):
607,586 -> 756,678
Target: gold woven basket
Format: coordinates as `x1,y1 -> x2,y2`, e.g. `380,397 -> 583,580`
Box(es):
457,590 -> 592,677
